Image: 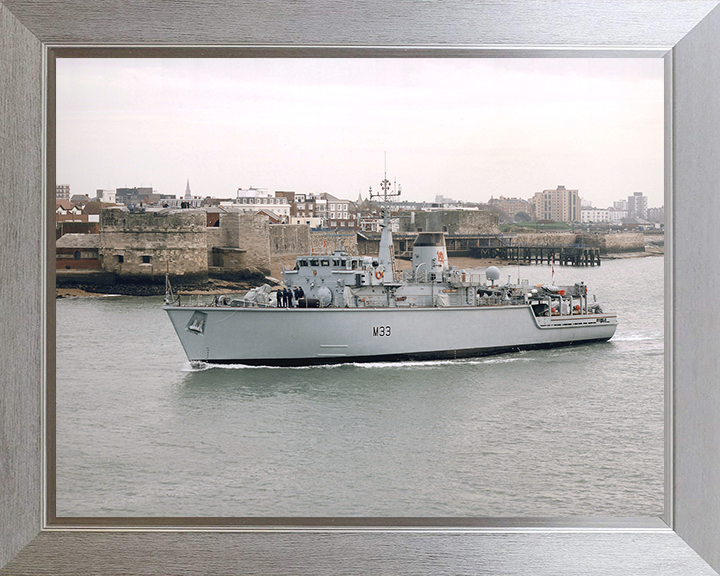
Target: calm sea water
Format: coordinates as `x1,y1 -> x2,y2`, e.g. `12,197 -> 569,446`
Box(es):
56,256 -> 663,517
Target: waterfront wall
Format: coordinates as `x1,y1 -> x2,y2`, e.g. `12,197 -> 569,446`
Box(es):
603,232 -> 646,253
97,210 -> 319,281
218,212 -> 271,272
511,232 -> 578,248
511,231 -> 645,254
270,224 -> 311,256
399,210 -> 500,235
99,209 -> 208,282
310,230 -> 358,255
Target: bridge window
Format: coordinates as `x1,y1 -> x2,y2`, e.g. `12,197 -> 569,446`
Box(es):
321,259 -> 330,266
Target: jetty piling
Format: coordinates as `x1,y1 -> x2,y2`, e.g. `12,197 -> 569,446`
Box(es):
470,244 -> 600,266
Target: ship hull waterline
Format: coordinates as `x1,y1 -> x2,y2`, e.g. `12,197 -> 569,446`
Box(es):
164,304 -> 617,367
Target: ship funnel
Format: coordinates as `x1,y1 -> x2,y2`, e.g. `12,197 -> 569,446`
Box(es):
412,232 -> 448,280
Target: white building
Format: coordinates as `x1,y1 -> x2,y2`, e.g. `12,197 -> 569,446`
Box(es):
607,208 -> 628,223
581,208 -> 609,223
226,187 -> 290,220
613,199 -> 628,210
291,216 -> 324,228
359,216 -> 400,233
96,189 -> 116,203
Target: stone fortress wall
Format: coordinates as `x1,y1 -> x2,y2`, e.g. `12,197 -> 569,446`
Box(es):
86,208 -> 651,288
511,232 -> 645,254
99,209 -> 208,282
399,210 -> 500,235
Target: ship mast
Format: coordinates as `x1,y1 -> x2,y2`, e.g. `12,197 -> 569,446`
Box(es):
368,155 -> 401,281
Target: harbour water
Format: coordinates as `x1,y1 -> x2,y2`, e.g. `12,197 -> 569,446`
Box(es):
56,256 -> 663,518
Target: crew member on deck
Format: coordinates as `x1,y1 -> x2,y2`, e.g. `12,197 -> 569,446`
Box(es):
285,287 -> 293,308
294,286 -> 305,304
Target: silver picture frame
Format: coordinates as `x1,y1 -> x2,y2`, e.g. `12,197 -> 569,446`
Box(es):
2,1 -> 720,573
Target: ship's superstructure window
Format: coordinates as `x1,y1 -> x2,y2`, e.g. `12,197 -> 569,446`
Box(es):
310,258 -> 319,267
298,259 -> 308,267
321,259 -> 330,266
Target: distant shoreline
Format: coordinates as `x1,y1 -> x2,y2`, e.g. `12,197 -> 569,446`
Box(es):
55,249 -> 663,299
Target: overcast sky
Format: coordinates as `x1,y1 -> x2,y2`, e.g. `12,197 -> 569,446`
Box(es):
57,58 -> 664,209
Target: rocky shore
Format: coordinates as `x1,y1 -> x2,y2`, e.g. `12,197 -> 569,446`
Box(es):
56,243 -> 663,299
55,270 -> 275,299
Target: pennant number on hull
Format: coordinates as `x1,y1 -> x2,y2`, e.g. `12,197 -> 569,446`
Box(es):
372,326 -> 392,337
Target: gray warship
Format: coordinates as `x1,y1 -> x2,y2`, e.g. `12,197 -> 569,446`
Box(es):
164,177 -> 617,366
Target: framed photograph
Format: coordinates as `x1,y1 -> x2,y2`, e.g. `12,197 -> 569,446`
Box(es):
2,1 -> 720,574
50,55 -> 665,523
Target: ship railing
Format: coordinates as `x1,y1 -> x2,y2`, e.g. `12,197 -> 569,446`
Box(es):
215,296 -> 273,308
476,296 -> 505,306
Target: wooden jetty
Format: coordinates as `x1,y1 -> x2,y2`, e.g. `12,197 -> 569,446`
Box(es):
469,244 -> 601,266
360,233 -> 602,267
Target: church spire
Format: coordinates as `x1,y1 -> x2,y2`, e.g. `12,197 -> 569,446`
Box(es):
184,179 -> 192,200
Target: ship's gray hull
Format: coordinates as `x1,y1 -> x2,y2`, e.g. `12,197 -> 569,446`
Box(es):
163,305 -> 617,366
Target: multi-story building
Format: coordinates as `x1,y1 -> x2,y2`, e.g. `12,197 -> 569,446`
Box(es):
646,206 -> 664,223
627,192 -> 648,219
56,184 -> 70,200
607,207 -> 628,223
216,187 -> 290,221
275,191 -> 296,216
96,189 -> 116,203
292,193 -> 318,223
530,185 -> 581,222
290,215 -> 324,228
488,196 -> 534,221
115,186 -> 154,205
580,208 -> 610,223
613,199 -> 628,211
322,193 -> 357,230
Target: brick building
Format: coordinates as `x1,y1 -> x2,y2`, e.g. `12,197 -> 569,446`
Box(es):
488,196 -> 534,221
56,184 -> 70,200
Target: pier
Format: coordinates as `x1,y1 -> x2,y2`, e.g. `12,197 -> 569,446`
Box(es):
469,244 -> 601,266
384,233 -> 601,266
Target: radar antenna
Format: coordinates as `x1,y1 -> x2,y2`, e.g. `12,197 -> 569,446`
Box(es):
367,154 -> 401,280
368,154 -> 401,227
